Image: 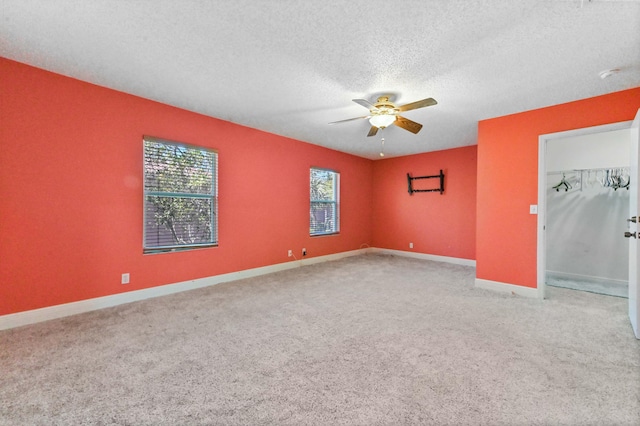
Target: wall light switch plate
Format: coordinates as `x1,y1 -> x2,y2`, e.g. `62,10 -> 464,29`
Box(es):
529,205 -> 538,214
121,273 -> 130,284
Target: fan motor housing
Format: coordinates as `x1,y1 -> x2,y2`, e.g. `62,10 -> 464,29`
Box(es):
373,96 -> 397,112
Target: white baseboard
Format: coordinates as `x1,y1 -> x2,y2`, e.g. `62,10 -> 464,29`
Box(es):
299,248 -> 365,266
475,278 -> 541,299
546,270 -> 628,286
369,248 -> 476,267
0,249 -> 366,331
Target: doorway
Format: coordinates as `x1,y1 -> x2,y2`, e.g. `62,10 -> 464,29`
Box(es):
537,121 -> 633,300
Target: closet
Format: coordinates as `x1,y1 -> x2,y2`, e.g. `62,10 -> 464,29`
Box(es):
545,128 -> 631,297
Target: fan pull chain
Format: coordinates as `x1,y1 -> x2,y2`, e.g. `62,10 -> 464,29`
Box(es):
380,137 -> 385,157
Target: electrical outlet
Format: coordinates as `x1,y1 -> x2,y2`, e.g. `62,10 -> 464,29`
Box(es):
409,242 -> 414,249
121,273 -> 130,284
302,248 -> 307,256
288,249 -> 293,257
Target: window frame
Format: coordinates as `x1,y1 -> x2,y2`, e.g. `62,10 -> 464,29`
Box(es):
143,136 -> 218,254
310,167 -> 340,236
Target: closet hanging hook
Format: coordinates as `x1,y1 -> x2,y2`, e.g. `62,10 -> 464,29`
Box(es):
553,173 -> 571,192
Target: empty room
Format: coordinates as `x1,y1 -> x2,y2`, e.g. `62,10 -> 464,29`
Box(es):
1,1 -> 639,424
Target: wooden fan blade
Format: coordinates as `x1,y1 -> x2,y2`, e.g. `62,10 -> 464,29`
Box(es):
353,99 -> 380,111
367,126 -> 379,137
397,97 -> 437,112
329,115 -> 370,124
394,116 -> 423,134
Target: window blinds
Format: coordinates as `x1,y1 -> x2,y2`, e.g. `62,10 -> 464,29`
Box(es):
143,137 -> 218,252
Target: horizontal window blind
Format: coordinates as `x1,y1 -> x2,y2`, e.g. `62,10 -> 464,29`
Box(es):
310,168 -> 339,235
143,137 -> 217,252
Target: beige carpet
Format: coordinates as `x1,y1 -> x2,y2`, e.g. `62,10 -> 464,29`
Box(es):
1,254 -> 639,425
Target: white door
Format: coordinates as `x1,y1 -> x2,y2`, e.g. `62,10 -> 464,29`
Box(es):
628,109 -> 640,339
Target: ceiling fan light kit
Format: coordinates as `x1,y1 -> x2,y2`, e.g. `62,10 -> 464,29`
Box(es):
369,114 -> 396,128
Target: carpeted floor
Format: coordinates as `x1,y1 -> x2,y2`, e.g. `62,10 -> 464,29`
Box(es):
1,254 -> 639,425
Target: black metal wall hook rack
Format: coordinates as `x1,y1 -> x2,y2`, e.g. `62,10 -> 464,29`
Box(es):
407,170 -> 445,195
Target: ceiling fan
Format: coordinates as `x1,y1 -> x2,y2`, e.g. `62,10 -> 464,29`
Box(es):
329,95 -> 437,137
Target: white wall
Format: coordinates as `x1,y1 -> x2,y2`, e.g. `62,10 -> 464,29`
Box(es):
546,128 -> 630,283
547,128 -> 630,171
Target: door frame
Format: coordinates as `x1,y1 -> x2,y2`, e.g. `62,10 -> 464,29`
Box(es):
537,120 -> 633,299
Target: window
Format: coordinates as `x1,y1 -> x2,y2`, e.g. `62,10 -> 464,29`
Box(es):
143,136 -> 217,253
310,168 -> 339,236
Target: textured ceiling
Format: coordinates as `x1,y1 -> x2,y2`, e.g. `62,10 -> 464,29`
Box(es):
1,0 -> 639,159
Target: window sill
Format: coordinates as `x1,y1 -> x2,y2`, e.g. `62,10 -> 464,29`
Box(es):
310,232 -> 340,237
144,244 -> 218,254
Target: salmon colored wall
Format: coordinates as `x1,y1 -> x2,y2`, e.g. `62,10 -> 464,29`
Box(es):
0,58 -> 373,316
371,146 -> 477,260
477,87 -> 640,288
